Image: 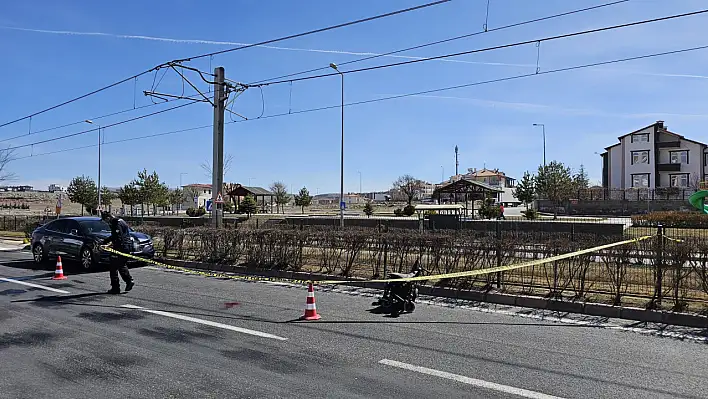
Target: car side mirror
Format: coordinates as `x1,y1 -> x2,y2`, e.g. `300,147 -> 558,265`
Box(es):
70,229 -> 78,236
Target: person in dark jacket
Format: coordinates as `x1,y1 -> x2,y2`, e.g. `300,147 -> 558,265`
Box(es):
100,211 -> 135,294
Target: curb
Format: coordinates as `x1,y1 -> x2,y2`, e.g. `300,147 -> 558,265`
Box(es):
159,258 -> 708,329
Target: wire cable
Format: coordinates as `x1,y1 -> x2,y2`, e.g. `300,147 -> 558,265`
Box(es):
0,93 -> 206,143
173,0 -> 451,63
5,100 -> 199,152
245,0 -> 630,85
16,43 -> 708,160
0,0 -> 448,130
254,8 -> 708,87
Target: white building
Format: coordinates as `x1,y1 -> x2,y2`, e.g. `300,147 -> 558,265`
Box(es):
601,121 -> 707,189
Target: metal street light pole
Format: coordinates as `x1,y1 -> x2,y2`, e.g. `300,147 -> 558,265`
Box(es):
358,171 -> 362,196
533,123 -> 546,166
330,63 -> 345,228
84,120 -> 101,212
179,173 -> 188,214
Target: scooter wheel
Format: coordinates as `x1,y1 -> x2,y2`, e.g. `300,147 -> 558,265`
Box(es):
404,302 -> 416,313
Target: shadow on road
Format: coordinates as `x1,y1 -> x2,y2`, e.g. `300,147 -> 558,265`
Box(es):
11,292 -> 108,305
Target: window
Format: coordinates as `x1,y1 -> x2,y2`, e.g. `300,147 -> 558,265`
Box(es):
631,150 -> 649,164
670,150 -> 688,164
670,174 -> 689,187
704,152 -> 708,166
631,174 -> 650,188
631,133 -> 649,143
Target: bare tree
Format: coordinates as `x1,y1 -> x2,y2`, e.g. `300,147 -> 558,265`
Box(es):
200,153 -> 234,181
0,149 -> 17,182
392,174 -> 424,205
688,172 -> 702,191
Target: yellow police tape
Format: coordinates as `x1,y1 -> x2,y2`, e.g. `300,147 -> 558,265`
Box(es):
101,234 -> 655,286
662,235 -> 684,243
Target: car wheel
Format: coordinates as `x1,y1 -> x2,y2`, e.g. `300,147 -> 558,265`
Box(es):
32,243 -> 45,264
80,246 -> 95,271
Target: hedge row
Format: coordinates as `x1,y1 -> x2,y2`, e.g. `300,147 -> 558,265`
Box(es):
135,226 -> 708,310
632,211 -> 708,228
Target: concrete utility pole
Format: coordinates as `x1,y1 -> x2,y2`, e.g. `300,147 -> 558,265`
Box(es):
330,63 -> 345,228
212,67 -> 226,228
84,120 -> 101,212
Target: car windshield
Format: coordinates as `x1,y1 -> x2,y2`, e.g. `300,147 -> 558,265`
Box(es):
79,220 -> 111,234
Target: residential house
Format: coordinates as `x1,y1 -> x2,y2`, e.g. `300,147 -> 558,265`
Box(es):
601,121 -> 707,191
181,183 -> 213,208
448,168 -> 520,206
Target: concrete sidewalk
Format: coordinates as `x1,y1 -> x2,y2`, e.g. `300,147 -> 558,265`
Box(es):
0,239 -> 29,252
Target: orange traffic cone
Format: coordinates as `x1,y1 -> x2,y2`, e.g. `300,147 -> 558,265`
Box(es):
300,283 -> 321,320
52,256 -> 67,280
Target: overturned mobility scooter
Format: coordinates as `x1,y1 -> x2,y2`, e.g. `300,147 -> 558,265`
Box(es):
371,265 -> 423,317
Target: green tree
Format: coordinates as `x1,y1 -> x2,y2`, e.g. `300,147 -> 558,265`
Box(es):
572,164 -> 590,193
513,171 -> 536,210
118,184 -> 140,216
294,187 -> 313,214
168,188 -> 184,215
132,169 -> 166,216
269,181 -> 290,214
100,186 -> 116,210
393,174 -> 424,205
535,161 -> 574,219
67,175 -> 97,215
363,201 -> 374,217
239,195 -> 258,217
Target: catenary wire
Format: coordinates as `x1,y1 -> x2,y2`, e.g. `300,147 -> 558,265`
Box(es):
15,43 -> 708,160
5,100 -> 199,152
0,92 -> 207,143
0,0 -> 449,129
244,0 -> 630,85
172,0 -> 451,63
252,8 -> 708,87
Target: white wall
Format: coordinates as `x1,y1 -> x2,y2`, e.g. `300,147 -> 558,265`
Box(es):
621,126 -> 653,189
608,145 -> 624,189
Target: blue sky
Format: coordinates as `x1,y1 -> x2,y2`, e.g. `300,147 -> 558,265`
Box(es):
2,0 -> 708,194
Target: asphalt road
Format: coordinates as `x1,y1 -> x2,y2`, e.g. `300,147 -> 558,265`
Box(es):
1,251 -> 706,399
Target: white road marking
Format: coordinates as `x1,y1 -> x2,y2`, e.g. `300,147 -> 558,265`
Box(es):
379,359 -> 566,399
120,304 -> 288,341
0,277 -> 70,294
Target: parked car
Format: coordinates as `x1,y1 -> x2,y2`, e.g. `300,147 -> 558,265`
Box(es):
30,216 -> 155,270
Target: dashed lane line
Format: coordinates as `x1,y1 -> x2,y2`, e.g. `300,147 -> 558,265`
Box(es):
379,359 -> 566,399
0,277 -> 70,294
120,304 -> 288,341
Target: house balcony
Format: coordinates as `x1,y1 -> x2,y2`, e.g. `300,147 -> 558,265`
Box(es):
657,163 -> 681,172
657,141 -> 681,148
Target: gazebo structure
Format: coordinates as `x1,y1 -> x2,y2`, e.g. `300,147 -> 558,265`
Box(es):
433,179 -> 503,219
224,184 -> 275,213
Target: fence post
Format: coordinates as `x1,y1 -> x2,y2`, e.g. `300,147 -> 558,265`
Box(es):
495,220 -> 502,289
383,238 -> 388,279
14,215 -> 17,231
571,223 -> 575,242
653,224 -> 664,307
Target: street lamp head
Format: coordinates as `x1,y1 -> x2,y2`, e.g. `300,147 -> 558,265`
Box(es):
329,63 -> 339,71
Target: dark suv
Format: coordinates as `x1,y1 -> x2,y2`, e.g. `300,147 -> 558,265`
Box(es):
30,216 -> 155,270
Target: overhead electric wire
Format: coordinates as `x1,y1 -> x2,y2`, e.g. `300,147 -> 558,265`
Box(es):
16,42 -> 708,161
253,8 -> 708,87
0,0 -> 449,129
245,0 -> 630,85
173,0 -> 451,63
0,92 -> 207,143
5,100 -> 199,152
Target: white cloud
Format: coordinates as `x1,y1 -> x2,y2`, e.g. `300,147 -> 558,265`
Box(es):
384,93 -> 708,120
0,26 -> 533,68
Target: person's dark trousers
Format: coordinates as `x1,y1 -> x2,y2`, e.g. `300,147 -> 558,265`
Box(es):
109,253 -> 133,289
